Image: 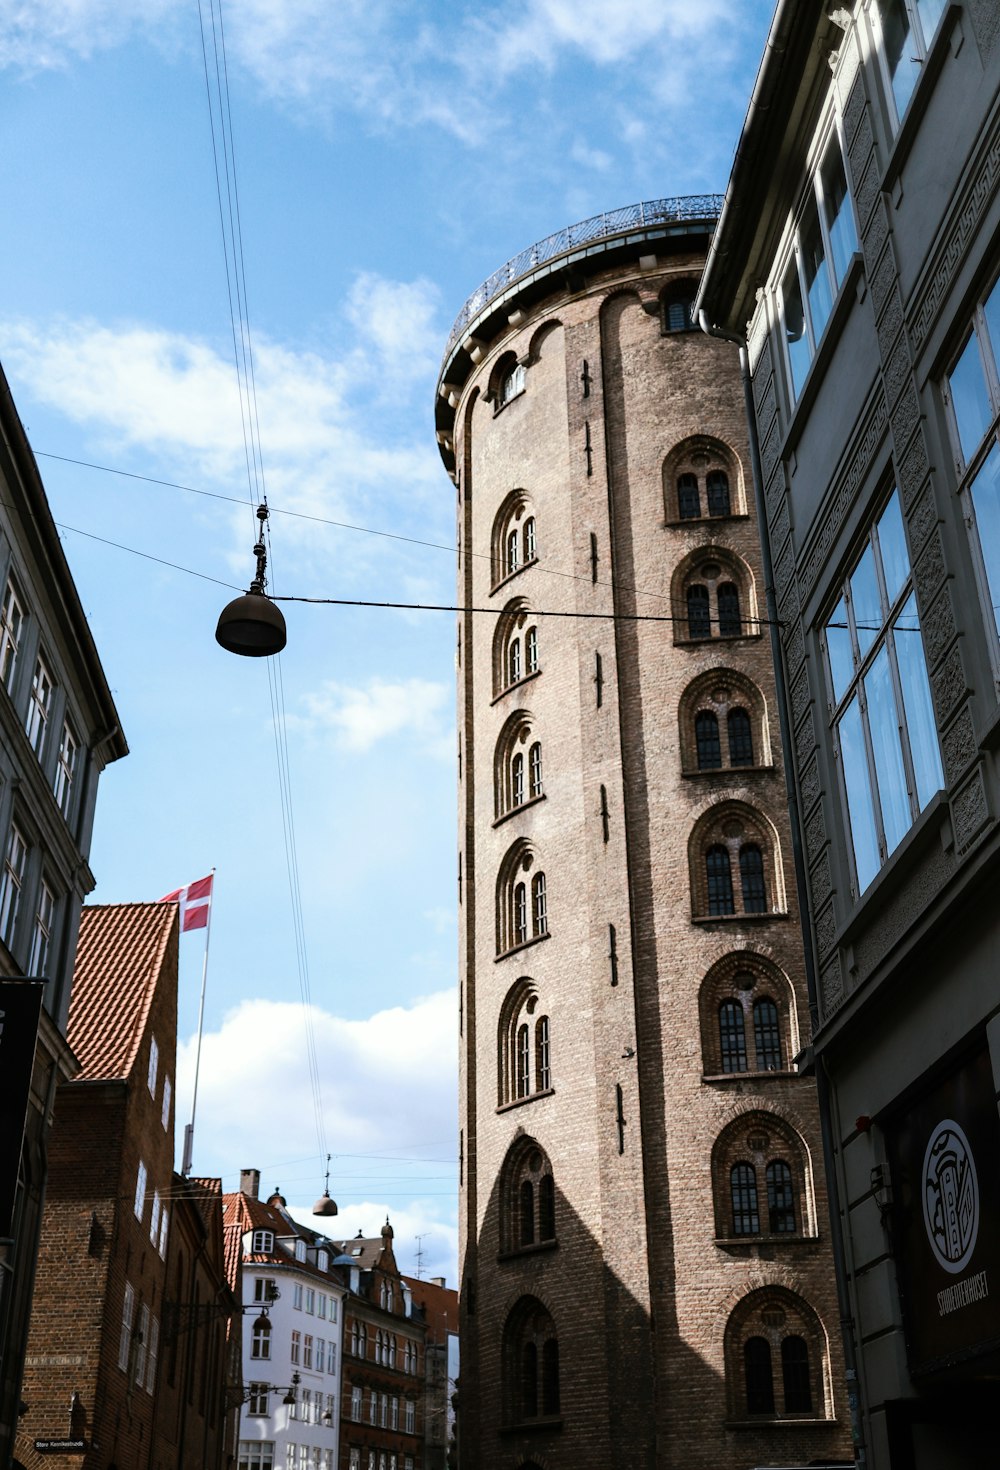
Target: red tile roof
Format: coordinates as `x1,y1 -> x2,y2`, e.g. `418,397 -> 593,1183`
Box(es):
68,903 -> 177,1080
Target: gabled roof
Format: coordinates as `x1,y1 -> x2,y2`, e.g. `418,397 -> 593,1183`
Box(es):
67,902 -> 177,1080
221,1191 -> 345,1295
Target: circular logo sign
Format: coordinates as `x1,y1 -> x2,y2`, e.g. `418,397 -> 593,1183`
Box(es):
922,1119 -> 979,1275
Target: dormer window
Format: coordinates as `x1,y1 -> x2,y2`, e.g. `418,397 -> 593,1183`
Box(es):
317,1250 -> 328,1272
295,1239 -> 307,1262
251,1229 -> 274,1253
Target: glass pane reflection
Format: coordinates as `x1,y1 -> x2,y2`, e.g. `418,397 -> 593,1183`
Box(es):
827,597 -> 854,704
970,440 -> 1000,638
894,592 -> 943,809
851,545 -> 882,656
839,697 -> 880,893
877,493 -> 910,607
865,646 -> 910,856
948,331 -> 991,463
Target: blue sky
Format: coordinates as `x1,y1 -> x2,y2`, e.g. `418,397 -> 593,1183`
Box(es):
0,0 -> 775,1283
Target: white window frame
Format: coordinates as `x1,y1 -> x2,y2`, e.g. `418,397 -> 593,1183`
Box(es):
54,718 -> 78,815
150,1190 -> 161,1246
158,1204 -> 169,1259
252,1229 -> 274,1253
145,1316 -> 159,1394
134,1160 -> 147,1222
0,578 -> 24,693
134,1302 -> 149,1386
0,823 -> 27,950
147,1035 -> 159,1097
27,877 -> 54,976
868,0 -> 949,129
248,1382 -> 270,1416
238,1443 -> 275,1470
25,653 -> 54,758
161,1075 -> 172,1131
119,1282 -> 135,1371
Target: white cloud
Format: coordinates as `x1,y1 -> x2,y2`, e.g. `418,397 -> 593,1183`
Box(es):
471,0 -> 734,75
569,138 -> 613,172
291,676 -> 451,754
0,0 -> 181,70
286,1200 -> 458,1285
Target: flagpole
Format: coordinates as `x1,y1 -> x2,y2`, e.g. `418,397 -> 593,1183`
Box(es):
182,867 -> 215,1178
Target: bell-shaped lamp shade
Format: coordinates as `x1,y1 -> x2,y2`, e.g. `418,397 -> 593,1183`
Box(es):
312,1191 -> 338,1217
216,590 -> 287,657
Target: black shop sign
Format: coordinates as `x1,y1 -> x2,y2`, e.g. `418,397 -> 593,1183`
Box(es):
886,1044 -> 1000,1375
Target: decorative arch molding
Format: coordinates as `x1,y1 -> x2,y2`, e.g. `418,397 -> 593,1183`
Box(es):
492,598 -> 539,700
710,1107 -> 817,1241
698,949 -> 800,1077
486,349 -> 527,411
491,490 -> 538,591
721,1284 -> 834,1422
670,543 -> 759,644
501,1293 -> 561,1426
498,1137 -> 557,1256
678,666 -> 772,773
688,799 -> 786,920
526,318 -> 563,364
663,433 -> 746,521
493,709 -> 543,821
497,976 -> 551,1107
496,837 -> 548,956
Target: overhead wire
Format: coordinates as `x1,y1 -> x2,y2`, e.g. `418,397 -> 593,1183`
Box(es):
195,0 -> 328,1172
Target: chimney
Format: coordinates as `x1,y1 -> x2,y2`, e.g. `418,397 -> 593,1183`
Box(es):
240,1168 -> 260,1199
431,1277 -> 446,1288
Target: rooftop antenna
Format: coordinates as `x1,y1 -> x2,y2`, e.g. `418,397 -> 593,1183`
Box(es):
414,1233 -> 427,1280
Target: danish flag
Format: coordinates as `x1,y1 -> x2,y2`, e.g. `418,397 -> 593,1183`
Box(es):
158,873 -> 213,932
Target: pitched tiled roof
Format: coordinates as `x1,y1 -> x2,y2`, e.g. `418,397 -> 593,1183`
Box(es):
68,903 -> 177,1080
329,1235 -> 387,1270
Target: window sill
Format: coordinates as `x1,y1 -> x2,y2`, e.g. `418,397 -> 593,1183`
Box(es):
497,1087 -> 554,1114
500,1415 -> 563,1434
691,911 -> 787,926
491,669 -> 541,706
495,931 -> 551,963
701,1068 -> 798,1084
674,631 -> 763,648
492,387 -> 526,418
664,512 -> 751,529
833,788 -> 950,952
781,250 -> 865,460
493,793 -> 545,829
714,1233 -> 819,1248
682,763 -> 774,779
881,5 -> 962,197
497,1238 -> 558,1263
490,556 -> 539,598
725,1416 -> 833,1431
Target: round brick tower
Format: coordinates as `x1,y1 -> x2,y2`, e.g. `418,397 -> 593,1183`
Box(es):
434,201 -> 851,1468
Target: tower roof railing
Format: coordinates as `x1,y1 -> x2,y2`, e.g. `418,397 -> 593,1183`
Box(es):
443,195 -> 724,358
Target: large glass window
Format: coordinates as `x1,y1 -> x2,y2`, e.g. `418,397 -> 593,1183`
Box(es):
0,824 -> 27,949
0,579 -> 24,693
824,490 -> 942,894
874,0 -> 948,123
944,273 -> 1000,667
777,125 -> 858,402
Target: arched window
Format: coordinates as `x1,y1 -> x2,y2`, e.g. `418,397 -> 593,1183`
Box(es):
491,492 -> 537,587
251,1317 -> 271,1360
500,1140 -> 556,1254
727,708 -> 754,766
498,978 -> 552,1106
719,1001 -> 747,1073
766,1160 -> 796,1233
706,846 -> 734,915
707,470 -> 731,516
497,846 -> 550,958
687,585 -> 711,639
493,601 -> 539,698
662,436 -> 744,522
711,1113 -> 814,1240
503,1298 -> 560,1425
717,582 -> 742,636
679,672 -> 770,775
689,802 -> 784,920
753,997 -> 783,1070
695,711 -> 722,769
744,1337 -> 774,1415
672,549 -> 757,645
724,1289 -> 830,1421
730,1163 -> 759,1235
499,361 -> 526,405
512,753 -> 525,807
678,472 -> 700,519
739,844 -> 768,912
528,742 -> 542,798
699,954 -> 797,1078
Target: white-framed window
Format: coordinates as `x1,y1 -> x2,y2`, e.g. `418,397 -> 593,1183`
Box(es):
237,1443 -> 274,1470
315,1336 -> 324,1373
54,719 -> 78,815
391,1396 -> 399,1430
824,488 -> 942,894
134,1302 -> 149,1385
251,1317 -> 271,1360
327,1341 -> 336,1374
293,1283 -> 303,1310
147,1035 -> 159,1097
404,1458 -> 413,1470
301,1388 -> 312,1423
27,877 -> 54,976
317,1249 -> 328,1272
404,1399 -> 415,1434
499,361 -> 526,406
368,1390 -> 377,1425
146,1316 -> 159,1394
150,1190 -> 161,1246
254,1276 -> 277,1304
317,1292 -> 326,1319
305,1287 -> 315,1314
329,1298 -> 338,1323
870,0 -> 948,125
25,654 -> 53,758
351,1385 -> 362,1421
349,1451 -> 361,1470
134,1160 -> 147,1222
119,1282 -> 135,1371
295,1239 -> 307,1262
942,269 -> 1000,672
161,1074 -> 171,1131
776,116 -> 858,401
0,823 -> 27,949
0,578 -> 24,693
158,1205 -> 169,1259
248,1382 -> 269,1415
303,1333 -> 314,1369
252,1229 -> 274,1253
291,1329 -> 301,1364
379,1393 -> 388,1428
